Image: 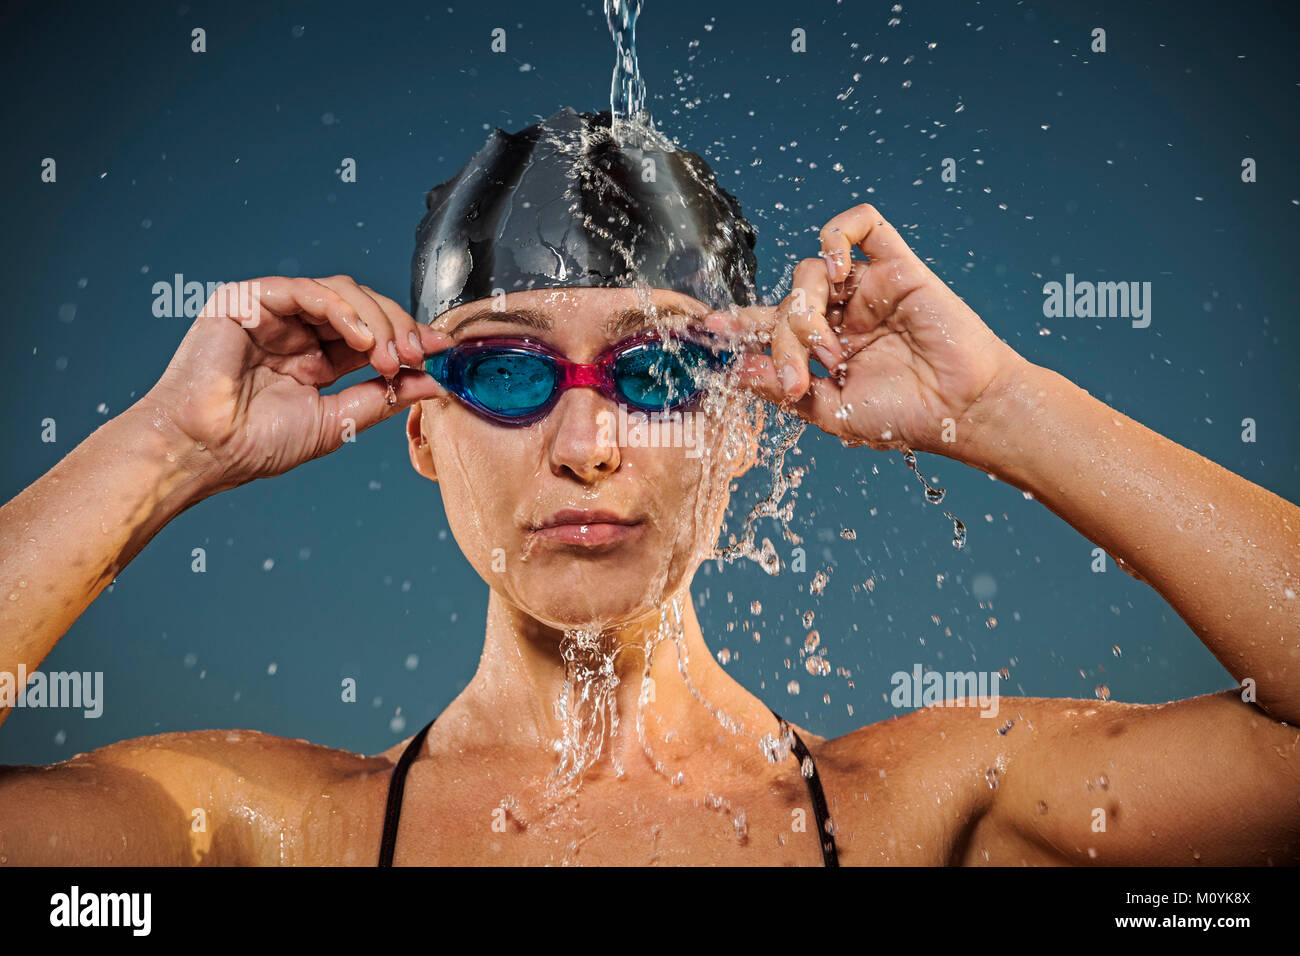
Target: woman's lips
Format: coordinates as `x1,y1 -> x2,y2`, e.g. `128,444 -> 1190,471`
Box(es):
531,521 -> 645,547
530,509 -> 646,548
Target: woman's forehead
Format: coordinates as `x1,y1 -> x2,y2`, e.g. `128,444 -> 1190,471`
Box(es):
433,287 -> 710,340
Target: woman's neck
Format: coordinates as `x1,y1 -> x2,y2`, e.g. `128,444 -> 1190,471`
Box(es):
455,585 -> 782,777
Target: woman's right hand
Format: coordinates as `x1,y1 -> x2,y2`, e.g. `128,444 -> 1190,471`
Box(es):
137,275 -> 451,494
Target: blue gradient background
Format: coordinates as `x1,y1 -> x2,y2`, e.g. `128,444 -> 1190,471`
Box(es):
1,0 -> 1296,764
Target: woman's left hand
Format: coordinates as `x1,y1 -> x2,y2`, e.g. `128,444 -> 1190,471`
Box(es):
708,203 -> 1024,459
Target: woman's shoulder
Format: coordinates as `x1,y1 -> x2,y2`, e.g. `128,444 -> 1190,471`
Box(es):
815,694 -> 1150,773
60,726 -> 396,803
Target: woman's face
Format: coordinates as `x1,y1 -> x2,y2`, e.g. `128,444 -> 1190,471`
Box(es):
407,287 -> 756,630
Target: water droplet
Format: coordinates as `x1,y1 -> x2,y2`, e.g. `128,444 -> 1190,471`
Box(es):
945,511 -> 967,549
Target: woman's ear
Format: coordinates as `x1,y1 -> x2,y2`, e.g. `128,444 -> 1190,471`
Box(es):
407,402 -> 439,482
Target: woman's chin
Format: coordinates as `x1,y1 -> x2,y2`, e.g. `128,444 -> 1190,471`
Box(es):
510,583 -> 672,633
522,602 -> 651,632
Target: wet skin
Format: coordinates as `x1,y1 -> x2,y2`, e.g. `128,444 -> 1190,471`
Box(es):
0,205 -> 1296,865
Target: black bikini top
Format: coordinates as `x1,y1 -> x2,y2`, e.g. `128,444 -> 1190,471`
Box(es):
377,708 -> 840,867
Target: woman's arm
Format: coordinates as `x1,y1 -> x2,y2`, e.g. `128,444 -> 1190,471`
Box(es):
0,276 -> 449,863
713,202 -> 1300,861
1,277 -> 446,730
720,201 -> 1297,720
0,405 -> 214,730
960,356 -> 1299,721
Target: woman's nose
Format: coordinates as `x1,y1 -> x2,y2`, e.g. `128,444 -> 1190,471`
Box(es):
546,387 -> 622,481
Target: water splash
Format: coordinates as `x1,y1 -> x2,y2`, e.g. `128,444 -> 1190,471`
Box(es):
902,448 -> 967,549
605,0 -> 649,139
549,627 -> 622,796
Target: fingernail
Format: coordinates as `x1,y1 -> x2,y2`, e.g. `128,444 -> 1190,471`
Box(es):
387,340 -> 400,366
357,317 -> 373,338
779,363 -> 799,394
824,251 -> 844,282
813,345 -> 835,369
408,331 -> 422,355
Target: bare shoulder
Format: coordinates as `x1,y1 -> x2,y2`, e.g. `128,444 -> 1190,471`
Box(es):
818,693 -> 1163,768
0,726 -> 401,865
808,692 -> 1297,865
796,696 -> 1146,864
68,725 -> 395,785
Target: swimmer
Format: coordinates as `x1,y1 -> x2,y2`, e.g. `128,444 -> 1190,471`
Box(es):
0,110 -> 1296,865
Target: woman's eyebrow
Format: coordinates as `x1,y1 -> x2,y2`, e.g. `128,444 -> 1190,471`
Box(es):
605,306 -> 705,338
446,308 -> 552,336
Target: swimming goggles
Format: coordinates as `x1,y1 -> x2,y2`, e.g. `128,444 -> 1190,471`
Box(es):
424,329 -> 735,426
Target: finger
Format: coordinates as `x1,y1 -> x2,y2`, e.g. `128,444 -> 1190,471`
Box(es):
319,367 -> 445,450
786,257 -> 843,370
319,336 -> 451,398
255,277 -> 377,352
829,260 -> 868,307
736,354 -> 847,436
316,276 -> 401,377
702,305 -> 778,343
358,284 -> 427,368
820,203 -> 917,279
735,352 -> 787,407
783,374 -> 852,435
771,313 -> 810,402
197,278 -> 370,354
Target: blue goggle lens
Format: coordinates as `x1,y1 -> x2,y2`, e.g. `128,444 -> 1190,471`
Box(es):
615,341 -> 715,410
463,352 -> 557,417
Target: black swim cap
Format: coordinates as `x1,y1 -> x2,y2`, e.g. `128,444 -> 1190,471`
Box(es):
411,108 -> 758,323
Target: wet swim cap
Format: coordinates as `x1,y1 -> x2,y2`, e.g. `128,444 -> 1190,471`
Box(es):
411,107 -> 758,323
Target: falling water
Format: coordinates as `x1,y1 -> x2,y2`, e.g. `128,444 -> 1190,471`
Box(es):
605,0 -> 650,140
550,627 -> 623,795
902,448 -> 967,549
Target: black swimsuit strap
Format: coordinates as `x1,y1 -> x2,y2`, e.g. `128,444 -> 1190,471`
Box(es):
377,716 -> 437,867
377,711 -> 841,867
770,710 -> 840,867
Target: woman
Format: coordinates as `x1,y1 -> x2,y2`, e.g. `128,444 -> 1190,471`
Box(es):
1,111 -> 1296,866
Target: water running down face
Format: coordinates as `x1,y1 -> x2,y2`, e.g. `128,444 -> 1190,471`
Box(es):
408,285 -> 759,631
403,110 -> 807,811
407,108 -> 767,631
